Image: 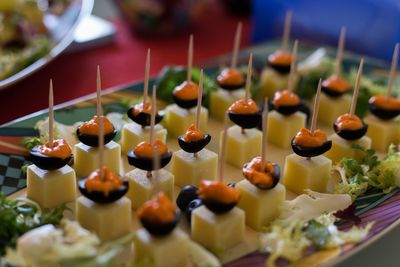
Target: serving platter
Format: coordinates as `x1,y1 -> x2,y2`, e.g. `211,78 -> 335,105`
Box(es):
0,43 -> 399,267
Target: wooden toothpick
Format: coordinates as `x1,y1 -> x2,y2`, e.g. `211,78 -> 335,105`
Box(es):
310,78 -> 322,133
282,10 -> 292,52
261,98 -> 269,164
48,79 -> 54,148
387,43 -> 399,98
287,40 -> 298,91
96,65 -> 102,117
149,85 -> 157,145
143,48 -> 151,106
187,34 -> 194,82
231,22 -> 242,69
218,113 -> 229,182
244,53 -> 253,102
196,70 -> 204,131
350,58 -> 364,117
98,107 -> 104,181
335,27 -> 346,77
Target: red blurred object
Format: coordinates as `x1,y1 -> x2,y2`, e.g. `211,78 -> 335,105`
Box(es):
0,1 -> 250,125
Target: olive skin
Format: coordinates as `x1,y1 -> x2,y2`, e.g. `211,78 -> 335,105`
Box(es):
228,111 -> 261,129
127,108 -> 164,127
178,134 -> 211,154
78,179 -> 129,204
321,85 -> 347,98
369,103 -> 400,120
127,150 -> 172,171
291,137 -> 332,158
218,81 -> 245,91
140,211 -> 180,236
172,94 -> 205,110
267,61 -> 291,74
185,199 -> 203,223
243,163 -> 281,190
333,122 -> 368,141
76,128 -> 117,147
201,198 -> 237,214
273,102 -> 303,116
30,146 -> 72,170
176,185 -> 198,211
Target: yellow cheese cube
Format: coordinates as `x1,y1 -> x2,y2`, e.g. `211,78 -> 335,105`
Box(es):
125,168 -> 174,209
267,111 -> 306,148
236,180 -> 286,231
74,141 -> 121,178
282,153 -> 332,194
171,149 -> 218,187
27,165 -> 76,209
210,88 -> 246,121
325,134 -> 371,163
121,122 -> 167,154
364,115 -> 400,151
134,228 -> 189,267
191,206 -> 245,254
76,196 -> 131,241
164,104 -> 208,138
256,68 -> 298,100
316,93 -> 352,126
222,125 -> 262,168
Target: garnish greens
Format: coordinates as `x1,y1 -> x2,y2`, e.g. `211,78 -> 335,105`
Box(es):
334,144 -> 400,200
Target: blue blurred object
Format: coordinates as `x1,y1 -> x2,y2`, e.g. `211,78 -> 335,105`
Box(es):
252,0 -> 400,62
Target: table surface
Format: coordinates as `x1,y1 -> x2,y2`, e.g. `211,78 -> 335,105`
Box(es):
1,0 -> 399,266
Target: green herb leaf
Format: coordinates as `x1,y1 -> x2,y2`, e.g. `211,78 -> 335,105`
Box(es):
303,219 -> 331,248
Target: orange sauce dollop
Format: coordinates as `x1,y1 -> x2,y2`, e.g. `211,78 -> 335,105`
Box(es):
322,75 -> 350,93
228,99 -> 259,114
335,113 -> 363,130
243,157 -> 276,189
173,81 -> 199,100
183,124 -> 204,142
369,95 -> 400,111
133,139 -> 168,158
85,166 -> 124,197
131,101 -> 152,116
137,192 -> 176,224
294,128 -> 328,147
79,116 -> 114,135
38,139 -> 72,159
217,68 -> 245,87
198,180 -> 240,204
268,50 -> 293,66
273,90 -> 300,107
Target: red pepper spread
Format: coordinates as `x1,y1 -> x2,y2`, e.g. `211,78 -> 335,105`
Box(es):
273,90 -> 300,107
369,95 -> 400,111
243,157 -> 276,189
131,101 -> 153,116
79,116 -> 114,135
173,81 -> 199,100
228,99 -> 259,114
335,113 -> 363,130
198,180 -> 240,204
85,166 -> 124,197
38,139 -> 72,159
217,68 -> 245,87
322,75 -> 350,93
294,128 -> 328,147
268,50 -> 293,66
183,124 -> 204,142
137,192 -> 176,224
134,139 -> 168,158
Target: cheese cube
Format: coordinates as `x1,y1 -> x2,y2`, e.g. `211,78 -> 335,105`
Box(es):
27,165 -> 76,209
267,111 -> 307,148
76,196 -> 132,241
74,141 -> 121,178
316,93 -> 352,126
125,168 -> 174,209
210,88 -> 246,121
236,180 -> 286,231
222,125 -> 262,168
164,104 -> 208,138
171,149 -> 218,187
325,134 -> 372,163
364,115 -> 400,151
282,153 -> 332,194
191,206 -> 245,254
121,122 -> 167,154
256,68 -> 297,100
134,228 -> 189,267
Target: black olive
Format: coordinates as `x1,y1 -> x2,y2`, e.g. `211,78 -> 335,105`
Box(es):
172,94 -> 205,109
291,137 -> 332,158
127,150 -> 172,171
76,128 -> 117,147
176,185 -> 199,211
30,145 -> 72,170
369,103 -> 400,120
78,179 -> 129,204
273,102 -> 303,116
333,122 -> 368,140
201,198 -> 237,214
321,85 -> 347,98
140,211 -> 180,236
127,108 -> 164,127
177,134 -> 211,154
267,61 -> 291,74
228,111 -> 261,129
217,81 -> 245,91
185,199 -> 203,223
244,163 -> 281,190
